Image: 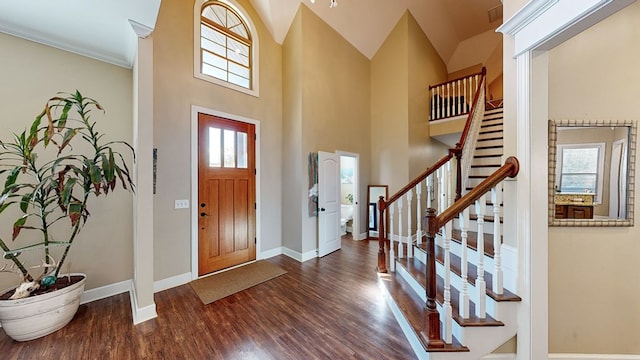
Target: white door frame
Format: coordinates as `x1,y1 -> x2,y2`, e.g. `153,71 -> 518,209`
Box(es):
337,151 -> 360,240
190,105 -> 261,280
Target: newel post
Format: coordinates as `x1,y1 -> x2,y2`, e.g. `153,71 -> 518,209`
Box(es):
377,196 -> 388,273
420,207 -> 445,348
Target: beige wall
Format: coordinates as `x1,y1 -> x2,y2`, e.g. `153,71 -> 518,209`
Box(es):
547,1 -> 640,353
0,33 -> 134,291
298,5 -> 371,252
371,11 -> 448,192
282,8 -> 304,253
153,0 -> 283,279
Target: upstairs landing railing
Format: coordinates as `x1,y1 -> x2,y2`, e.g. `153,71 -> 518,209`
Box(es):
430,68 -> 486,121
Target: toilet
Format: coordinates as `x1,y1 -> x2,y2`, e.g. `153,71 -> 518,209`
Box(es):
340,204 -> 354,235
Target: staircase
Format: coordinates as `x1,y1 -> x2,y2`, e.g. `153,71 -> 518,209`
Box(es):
377,97 -> 522,359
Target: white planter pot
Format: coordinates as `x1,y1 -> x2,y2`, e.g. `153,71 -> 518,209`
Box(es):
0,273 -> 86,341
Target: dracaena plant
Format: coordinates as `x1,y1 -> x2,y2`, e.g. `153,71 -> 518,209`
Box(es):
0,91 -> 135,298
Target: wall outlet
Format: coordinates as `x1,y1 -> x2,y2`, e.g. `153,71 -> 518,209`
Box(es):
174,199 -> 189,209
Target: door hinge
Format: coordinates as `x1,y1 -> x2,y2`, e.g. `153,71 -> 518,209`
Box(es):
254,168 -> 256,175
254,237 -> 257,244
254,202 -> 256,209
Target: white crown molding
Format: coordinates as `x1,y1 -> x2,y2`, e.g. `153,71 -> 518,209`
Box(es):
497,0 -> 635,56
129,19 -> 154,39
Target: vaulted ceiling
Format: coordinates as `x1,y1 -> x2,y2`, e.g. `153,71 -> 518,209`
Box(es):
0,0 -> 501,68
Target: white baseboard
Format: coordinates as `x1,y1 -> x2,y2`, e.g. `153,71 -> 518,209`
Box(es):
154,272 -> 192,293
129,283 -> 157,325
549,355 -> 640,360
355,231 -> 368,240
81,279 -> 132,305
482,354 -> 516,360
259,246 -> 283,259
282,247 -> 317,262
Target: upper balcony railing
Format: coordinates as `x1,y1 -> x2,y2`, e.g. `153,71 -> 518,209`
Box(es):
429,68 -> 486,121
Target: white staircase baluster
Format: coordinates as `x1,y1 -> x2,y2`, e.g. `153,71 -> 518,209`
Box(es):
459,207 -> 470,319
430,87 -> 435,120
474,195 -> 487,318
415,183 -> 422,245
443,173 -> 453,343
406,191 -> 413,258
426,174 -> 433,210
491,183 -> 504,294
456,80 -> 462,115
397,198 -> 403,259
446,160 -> 453,208
438,168 -> 446,214
463,77 -> 467,112
446,83 -> 450,118
389,205 -> 395,272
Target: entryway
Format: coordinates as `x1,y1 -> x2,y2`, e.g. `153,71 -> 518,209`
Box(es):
196,112 -> 256,276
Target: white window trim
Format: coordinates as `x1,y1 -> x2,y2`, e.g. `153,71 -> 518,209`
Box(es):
556,142 -> 605,204
193,0 -> 260,97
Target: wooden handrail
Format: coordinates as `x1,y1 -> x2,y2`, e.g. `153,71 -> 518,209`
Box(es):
428,67 -> 486,91
382,153 -> 453,210
421,156 -> 519,347
430,156 -> 519,231
456,68 -> 487,150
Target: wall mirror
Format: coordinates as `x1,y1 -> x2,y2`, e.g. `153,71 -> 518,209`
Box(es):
549,119 -> 637,226
367,185 -> 388,239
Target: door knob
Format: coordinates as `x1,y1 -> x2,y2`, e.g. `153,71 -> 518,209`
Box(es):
320,208 -> 326,211
200,212 -> 209,217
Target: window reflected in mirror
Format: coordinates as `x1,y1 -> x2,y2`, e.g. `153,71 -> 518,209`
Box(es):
549,119 -> 636,226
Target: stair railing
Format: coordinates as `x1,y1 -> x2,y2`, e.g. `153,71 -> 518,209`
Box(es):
430,68 -> 486,121
376,68 -> 487,274
421,157 -> 519,347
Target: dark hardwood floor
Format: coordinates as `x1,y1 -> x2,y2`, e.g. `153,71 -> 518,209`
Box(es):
0,237 -> 416,360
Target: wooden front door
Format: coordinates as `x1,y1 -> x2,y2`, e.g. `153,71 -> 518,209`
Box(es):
198,113 -> 256,275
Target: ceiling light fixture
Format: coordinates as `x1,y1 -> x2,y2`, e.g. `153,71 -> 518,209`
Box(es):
309,0 -> 337,8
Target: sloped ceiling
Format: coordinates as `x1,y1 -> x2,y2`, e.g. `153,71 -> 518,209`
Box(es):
0,0 -> 500,68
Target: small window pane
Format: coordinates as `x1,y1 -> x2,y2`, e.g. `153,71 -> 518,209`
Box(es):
202,63 -> 227,81
228,62 -> 249,78
562,148 -> 598,173
228,73 -> 249,88
560,174 -> 597,193
223,129 -> 236,168
202,38 -> 226,57
209,127 -> 221,167
237,132 -> 248,168
202,51 -> 226,70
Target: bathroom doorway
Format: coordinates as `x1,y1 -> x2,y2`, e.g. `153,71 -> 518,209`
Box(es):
338,152 -> 360,240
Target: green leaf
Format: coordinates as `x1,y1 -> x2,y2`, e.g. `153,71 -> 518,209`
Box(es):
19,193 -> 31,213
60,178 -> 77,207
58,101 -> 72,130
12,215 -> 28,240
68,202 -> 82,227
58,128 -> 78,154
4,167 -> 20,188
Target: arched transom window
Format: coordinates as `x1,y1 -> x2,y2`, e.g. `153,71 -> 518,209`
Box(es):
200,1 -> 252,89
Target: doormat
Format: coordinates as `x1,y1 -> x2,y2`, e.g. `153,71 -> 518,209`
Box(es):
189,261 -> 287,305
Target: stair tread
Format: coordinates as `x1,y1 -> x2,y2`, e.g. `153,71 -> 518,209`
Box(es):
380,271 -> 470,352
396,258 -> 504,327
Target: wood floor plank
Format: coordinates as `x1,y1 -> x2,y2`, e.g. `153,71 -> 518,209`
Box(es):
0,237 -> 416,360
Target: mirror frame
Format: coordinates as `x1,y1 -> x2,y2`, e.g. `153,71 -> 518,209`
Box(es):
548,119 -> 637,226
366,185 -> 388,239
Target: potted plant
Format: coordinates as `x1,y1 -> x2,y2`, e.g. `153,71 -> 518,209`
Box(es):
0,91 -> 135,341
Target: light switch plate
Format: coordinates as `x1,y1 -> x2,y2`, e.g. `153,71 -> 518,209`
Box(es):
174,199 -> 189,209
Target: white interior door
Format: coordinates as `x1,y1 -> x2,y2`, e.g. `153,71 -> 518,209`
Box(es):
318,151 -> 341,257
609,139 -> 627,219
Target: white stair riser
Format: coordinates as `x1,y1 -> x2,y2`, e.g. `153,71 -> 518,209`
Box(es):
473,147 -> 503,157
475,139 -> 503,148
469,167 -> 502,177
471,156 -> 503,166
